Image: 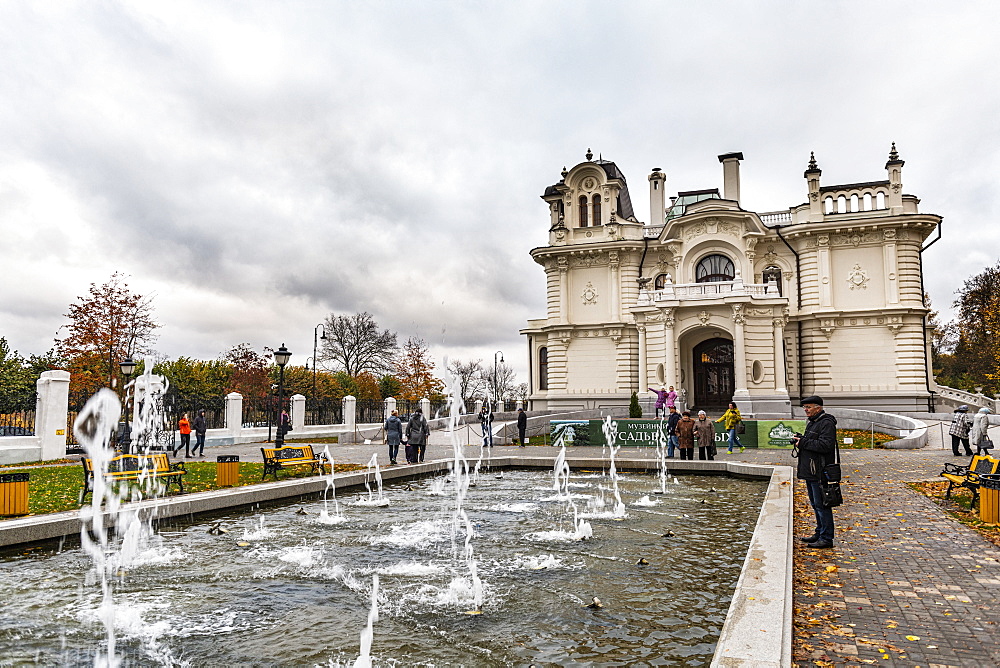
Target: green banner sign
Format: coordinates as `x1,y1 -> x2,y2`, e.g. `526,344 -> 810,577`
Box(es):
550,418 -> 806,449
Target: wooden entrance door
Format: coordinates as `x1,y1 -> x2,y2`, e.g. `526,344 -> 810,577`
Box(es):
693,338 -> 734,409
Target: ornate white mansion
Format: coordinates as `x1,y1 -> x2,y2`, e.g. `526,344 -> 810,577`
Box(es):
521,146 -> 941,415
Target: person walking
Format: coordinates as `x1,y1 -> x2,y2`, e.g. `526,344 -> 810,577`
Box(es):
970,406 -> 994,455
407,408 -> 430,463
716,402 -> 744,453
175,413 -> 192,458
665,405 -> 680,458
694,410 -> 716,460
791,395 -> 838,549
949,405 -> 973,457
479,405 -> 494,448
676,411 -> 696,460
385,410 -> 403,465
648,386 -> 668,418
516,407 -> 527,447
192,409 -> 208,457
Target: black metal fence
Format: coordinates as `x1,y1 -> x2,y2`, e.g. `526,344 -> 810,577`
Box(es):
0,408 -> 35,437
166,391 -> 225,430
356,400 -> 384,425
304,398 -> 341,426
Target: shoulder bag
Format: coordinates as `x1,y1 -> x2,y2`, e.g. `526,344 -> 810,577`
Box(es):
822,441 -> 844,507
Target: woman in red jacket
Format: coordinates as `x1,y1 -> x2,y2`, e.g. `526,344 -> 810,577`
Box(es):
176,413 -> 192,458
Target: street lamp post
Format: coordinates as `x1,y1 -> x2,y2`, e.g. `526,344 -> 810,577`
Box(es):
312,324 -> 327,399
119,356 -> 136,453
494,351 -> 504,411
274,344 -> 292,447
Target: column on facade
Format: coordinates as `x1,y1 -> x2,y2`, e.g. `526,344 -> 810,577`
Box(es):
661,307 -> 676,386
818,237 -> 832,307
732,304 -> 749,393
609,251 -> 621,321
558,257 -> 569,325
883,232 -> 899,305
773,316 -> 788,395
637,323 -> 647,392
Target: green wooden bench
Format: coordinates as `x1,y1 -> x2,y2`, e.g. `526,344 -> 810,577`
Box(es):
940,454 -> 1000,506
80,452 -> 187,503
261,445 -> 329,481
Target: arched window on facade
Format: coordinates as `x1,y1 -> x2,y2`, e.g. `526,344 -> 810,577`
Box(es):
578,195 -> 589,227
762,265 -> 783,296
538,347 -> 548,391
654,273 -> 670,290
695,254 -> 735,283
592,194 -> 602,226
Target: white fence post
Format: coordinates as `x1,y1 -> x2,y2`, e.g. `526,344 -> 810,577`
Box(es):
290,394 -> 306,431
225,392 -> 243,440
420,397 -> 431,418
384,397 -> 396,419
37,370 -> 70,460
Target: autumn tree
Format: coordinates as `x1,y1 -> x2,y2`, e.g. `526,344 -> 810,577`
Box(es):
56,273 -> 159,397
395,337 -> 444,401
938,263 -> 1000,393
0,338 -> 37,411
153,357 -> 232,413
320,312 -> 398,376
222,343 -> 272,401
446,358 -> 485,404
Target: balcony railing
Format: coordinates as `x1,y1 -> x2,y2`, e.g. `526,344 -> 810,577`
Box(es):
637,277 -> 781,305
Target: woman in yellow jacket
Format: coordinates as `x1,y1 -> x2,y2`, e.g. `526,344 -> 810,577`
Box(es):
716,402 -> 744,454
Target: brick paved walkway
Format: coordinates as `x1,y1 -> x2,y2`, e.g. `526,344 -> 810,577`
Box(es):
202,420 -> 1000,666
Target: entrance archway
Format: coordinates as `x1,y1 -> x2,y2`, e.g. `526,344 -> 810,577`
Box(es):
693,338 -> 734,409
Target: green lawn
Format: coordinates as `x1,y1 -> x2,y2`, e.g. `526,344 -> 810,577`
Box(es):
0,459 -> 364,518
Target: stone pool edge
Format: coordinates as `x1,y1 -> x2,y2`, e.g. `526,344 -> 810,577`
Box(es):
0,456 -> 793,667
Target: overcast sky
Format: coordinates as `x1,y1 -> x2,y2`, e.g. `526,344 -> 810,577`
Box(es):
2,1 -> 999,383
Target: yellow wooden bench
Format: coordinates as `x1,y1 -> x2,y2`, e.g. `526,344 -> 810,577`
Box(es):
940,455 -> 1000,506
261,445 -> 329,481
80,452 -> 187,503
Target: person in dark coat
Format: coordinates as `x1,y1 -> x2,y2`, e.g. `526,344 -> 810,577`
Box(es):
694,410 -> 716,460
665,406 -> 680,458
516,408 -> 527,447
192,409 -> 208,457
791,396 -> 838,549
406,408 -> 430,463
385,410 -> 403,465
479,405 -> 494,447
675,411 -> 695,460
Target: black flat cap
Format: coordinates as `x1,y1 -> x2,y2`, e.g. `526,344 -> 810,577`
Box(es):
800,395 -> 824,406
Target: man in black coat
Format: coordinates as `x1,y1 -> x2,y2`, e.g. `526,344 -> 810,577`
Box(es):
517,408 -> 527,447
666,406 -> 680,458
791,396 -> 838,549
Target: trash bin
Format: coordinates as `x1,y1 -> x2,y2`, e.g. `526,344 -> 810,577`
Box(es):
216,455 -> 240,487
980,474 -> 1000,525
0,472 -> 29,516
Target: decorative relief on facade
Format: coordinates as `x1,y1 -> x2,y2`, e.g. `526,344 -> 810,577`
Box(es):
684,223 -> 706,241
883,229 -> 896,241
557,256 -> 569,272
697,310 -> 711,325
661,307 -> 675,327
731,304 -> 746,325
583,177 -> 596,191
817,234 -> 830,246
846,264 -> 869,290
720,221 -> 741,236
581,282 -> 599,305
747,307 -> 773,317
819,319 -> 836,339
608,250 -> 620,267
574,251 -> 605,268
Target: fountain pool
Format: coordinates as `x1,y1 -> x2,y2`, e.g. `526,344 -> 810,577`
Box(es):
0,469 -> 766,666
